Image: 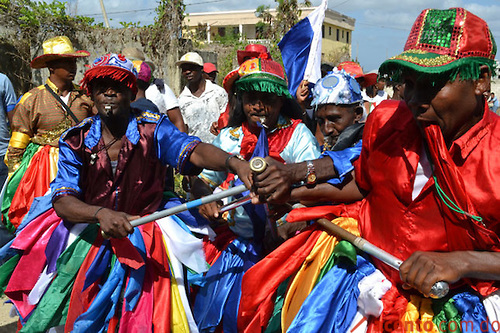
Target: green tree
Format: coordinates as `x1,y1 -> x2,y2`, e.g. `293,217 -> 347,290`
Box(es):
255,0 -> 311,44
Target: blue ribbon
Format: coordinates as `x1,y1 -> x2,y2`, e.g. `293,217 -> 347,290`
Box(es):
287,255 -> 375,333
83,240 -> 112,291
234,122 -> 269,242
323,141 -> 362,186
45,221 -> 70,274
194,238 -> 260,332
452,292 -> 494,333
73,255 -> 126,332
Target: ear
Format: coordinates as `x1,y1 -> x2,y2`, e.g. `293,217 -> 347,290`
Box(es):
354,106 -> 364,122
475,65 -> 491,96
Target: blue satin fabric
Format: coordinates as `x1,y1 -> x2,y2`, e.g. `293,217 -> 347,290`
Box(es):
287,255 -> 375,333
83,240 -> 112,291
194,238 -> 260,333
124,228 -> 146,311
452,292 -> 494,333
323,141 -> 362,185
278,16 -> 313,98
235,123 -> 268,242
73,254 -> 125,333
161,195 -> 208,228
45,221 -> 69,274
76,228 -> 146,331
52,113 -> 201,200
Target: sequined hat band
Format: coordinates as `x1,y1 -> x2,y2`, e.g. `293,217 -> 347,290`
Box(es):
380,8 -> 496,82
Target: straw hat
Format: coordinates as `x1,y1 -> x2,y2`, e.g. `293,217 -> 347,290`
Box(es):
30,36 -> 90,69
176,52 -> 204,67
121,47 -> 146,61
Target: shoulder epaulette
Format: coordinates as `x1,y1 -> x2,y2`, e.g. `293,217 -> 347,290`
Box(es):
61,117 -> 93,140
136,110 -> 161,123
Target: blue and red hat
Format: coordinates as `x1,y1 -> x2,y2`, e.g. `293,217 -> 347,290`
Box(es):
81,53 -> 138,95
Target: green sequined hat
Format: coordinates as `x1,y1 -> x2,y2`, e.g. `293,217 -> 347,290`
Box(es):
379,8 -> 497,82
233,58 -> 293,99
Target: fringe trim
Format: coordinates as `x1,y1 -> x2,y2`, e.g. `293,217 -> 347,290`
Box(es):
80,66 -> 137,95
235,75 -> 292,99
379,57 -> 496,84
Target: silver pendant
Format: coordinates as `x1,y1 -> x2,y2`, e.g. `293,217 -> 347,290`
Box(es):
90,153 -> 98,165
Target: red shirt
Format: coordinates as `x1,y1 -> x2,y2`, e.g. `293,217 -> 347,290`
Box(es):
354,100 -> 500,286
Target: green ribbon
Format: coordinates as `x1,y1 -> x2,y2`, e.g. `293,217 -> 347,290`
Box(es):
2,142 -> 40,232
21,224 -> 97,332
432,297 -> 462,333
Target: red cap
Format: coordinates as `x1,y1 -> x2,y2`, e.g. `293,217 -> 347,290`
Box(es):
237,44 -> 272,65
203,62 -> 218,74
338,61 -> 377,88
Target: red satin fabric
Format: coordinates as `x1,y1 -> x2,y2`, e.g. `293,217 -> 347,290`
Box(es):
66,235 -> 104,332
141,223 -> 171,331
354,100 -> 500,294
238,226 -> 321,332
239,118 -> 302,163
9,145 -> 52,229
6,208 -> 61,318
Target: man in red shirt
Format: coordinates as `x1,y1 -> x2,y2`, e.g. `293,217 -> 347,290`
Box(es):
246,8 -> 500,329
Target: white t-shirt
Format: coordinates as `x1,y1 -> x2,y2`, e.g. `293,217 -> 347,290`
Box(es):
178,80 -> 228,143
145,81 -> 179,114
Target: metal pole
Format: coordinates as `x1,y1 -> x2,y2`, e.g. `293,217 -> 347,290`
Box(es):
98,0 -> 110,28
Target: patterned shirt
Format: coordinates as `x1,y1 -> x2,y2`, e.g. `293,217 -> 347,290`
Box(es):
178,79 -> 228,143
7,79 -> 93,167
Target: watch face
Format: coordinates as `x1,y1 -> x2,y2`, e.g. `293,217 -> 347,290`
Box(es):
307,174 -> 317,184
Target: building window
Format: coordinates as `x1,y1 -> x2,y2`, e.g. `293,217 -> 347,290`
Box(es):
346,31 -> 350,43
329,26 -> 331,36
322,25 -> 325,38
336,29 -> 339,41
218,27 -> 226,37
342,30 -> 345,39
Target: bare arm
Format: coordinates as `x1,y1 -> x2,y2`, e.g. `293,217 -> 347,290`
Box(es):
189,142 -> 252,189
290,175 -> 364,203
167,107 -> 187,133
53,196 -> 136,238
253,156 -> 340,203
400,250 -> 500,297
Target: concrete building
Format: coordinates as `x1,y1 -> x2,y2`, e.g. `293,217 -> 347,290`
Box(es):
184,6 -> 355,58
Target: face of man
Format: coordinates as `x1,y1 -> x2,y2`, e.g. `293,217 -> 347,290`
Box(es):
316,104 -> 362,146
242,91 -> 283,130
403,68 -> 489,143
47,58 -> 77,82
180,63 -> 203,83
91,78 -> 132,119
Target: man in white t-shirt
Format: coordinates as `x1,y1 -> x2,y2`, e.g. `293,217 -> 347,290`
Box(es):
177,52 -> 228,143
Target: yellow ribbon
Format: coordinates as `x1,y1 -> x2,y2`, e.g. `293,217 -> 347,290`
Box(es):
8,132 -> 30,149
401,295 -> 439,333
282,217 -> 360,332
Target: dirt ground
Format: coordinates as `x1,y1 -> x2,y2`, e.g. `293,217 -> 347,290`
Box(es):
0,296 -> 17,332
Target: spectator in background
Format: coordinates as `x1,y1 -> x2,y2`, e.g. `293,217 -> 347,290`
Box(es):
130,60 -> 159,113
361,72 -> 388,114
177,52 -> 227,143
0,73 -> 16,246
489,92 -> 499,114
121,47 -> 187,133
203,62 -> 218,83
0,73 -> 16,187
2,36 -> 93,232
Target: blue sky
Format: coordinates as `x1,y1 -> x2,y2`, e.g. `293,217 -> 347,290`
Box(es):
68,0 -> 500,72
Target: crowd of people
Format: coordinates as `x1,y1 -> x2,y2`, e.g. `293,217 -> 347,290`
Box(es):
0,6 -> 498,333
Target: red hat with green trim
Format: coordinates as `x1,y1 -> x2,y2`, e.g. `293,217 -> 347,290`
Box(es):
379,8 -> 496,81
233,58 -> 292,99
